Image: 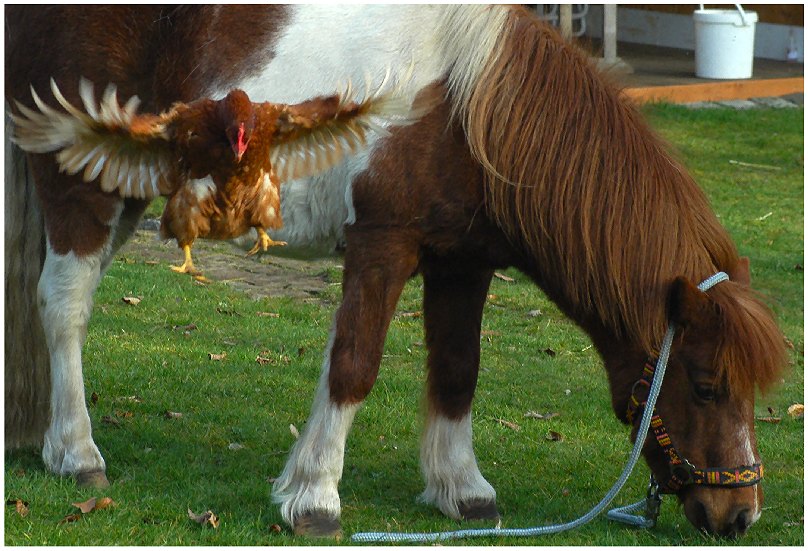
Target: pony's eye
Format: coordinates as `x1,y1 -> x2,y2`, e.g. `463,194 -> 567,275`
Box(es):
694,385 -> 716,403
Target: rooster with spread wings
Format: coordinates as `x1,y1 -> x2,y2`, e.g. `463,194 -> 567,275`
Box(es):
12,76 -> 434,274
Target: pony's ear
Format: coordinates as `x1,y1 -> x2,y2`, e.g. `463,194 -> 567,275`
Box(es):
729,257 -> 751,286
668,276 -> 715,327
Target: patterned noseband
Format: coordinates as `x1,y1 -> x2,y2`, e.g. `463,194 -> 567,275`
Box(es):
626,358 -> 764,492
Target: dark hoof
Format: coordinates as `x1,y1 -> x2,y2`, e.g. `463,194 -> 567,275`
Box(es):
293,510 -> 342,538
459,498 -> 500,521
75,470 -> 110,489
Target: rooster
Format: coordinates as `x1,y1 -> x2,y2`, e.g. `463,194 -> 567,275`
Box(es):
12,76 -> 433,274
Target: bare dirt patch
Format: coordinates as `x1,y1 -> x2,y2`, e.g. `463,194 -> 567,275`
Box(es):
118,222 -> 342,301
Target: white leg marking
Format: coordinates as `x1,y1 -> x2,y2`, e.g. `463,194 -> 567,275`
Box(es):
419,410 -> 496,519
272,325 -> 360,527
39,244 -> 108,476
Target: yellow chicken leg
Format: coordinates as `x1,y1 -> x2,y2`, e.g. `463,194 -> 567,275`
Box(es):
170,244 -> 200,275
246,228 -> 286,256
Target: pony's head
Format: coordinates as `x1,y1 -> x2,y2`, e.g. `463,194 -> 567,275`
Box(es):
612,259 -> 786,537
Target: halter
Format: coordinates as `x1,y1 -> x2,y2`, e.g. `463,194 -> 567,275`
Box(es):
626,321 -> 764,492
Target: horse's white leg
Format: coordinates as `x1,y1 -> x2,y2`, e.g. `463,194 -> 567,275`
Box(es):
420,411 -> 498,520
272,328 -> 359,536
419,265 -> 499,520
272,227 -> 418,536
39,244 -> 109,487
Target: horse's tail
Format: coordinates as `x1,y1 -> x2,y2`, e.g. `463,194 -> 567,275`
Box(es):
5,107 -> 51,448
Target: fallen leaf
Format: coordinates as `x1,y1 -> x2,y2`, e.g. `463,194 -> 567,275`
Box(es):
72,497 -> 98,514
494,272 -> 515,282
144,260 -> 159,266
115,410 -> 133,418
269,523 -> 283,534
561,488 -> 570,497
495,418 -> 521,431
122,296 -> 141,306
6,499 -> 29,518
188,508 -> 219,529
788,404 -> 804,419
164,411 -> 183,419
208,352 -> 227,361
564,389 -> 572,396
93,497 -> 115,511
289,424 -> 300,439
397,311 -> 422,318
216,307 -> 241,317
527,309 -> 542,318
257,312 -> 280,318
543,348 -> 556,357
297,347 -> 306,357
172,323 -> 198,332
767,406 -> 776,415
101,415 -> 120,427
228,442 -> 245,451
256,355 -> 273,365
481,330 -> 501,337
90,392 -> 99,405
524,411 -> 559,420
58,513 -> 82,525
755,416 -> 781,424
794,264 -> 803,272
546,430 -> 564,442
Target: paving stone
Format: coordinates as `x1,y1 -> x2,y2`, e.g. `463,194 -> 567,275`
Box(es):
750,97 -> 799,108
715,99 -> 758,110
683,101 -> 721,109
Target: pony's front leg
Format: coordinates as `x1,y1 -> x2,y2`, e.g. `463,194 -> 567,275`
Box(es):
419,263 -> 499,521
272,231 -> 418,537
39,243 -> 109,488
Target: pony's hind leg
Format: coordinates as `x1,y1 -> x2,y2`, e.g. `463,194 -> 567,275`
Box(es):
272,229 -> 418,536
419,263 -> 499,521
39,241 -> 112,488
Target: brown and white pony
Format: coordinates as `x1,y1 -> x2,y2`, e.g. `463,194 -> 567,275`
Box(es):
5,5 -> 785,539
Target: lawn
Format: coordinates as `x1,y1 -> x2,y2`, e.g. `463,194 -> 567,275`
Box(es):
4,104 -> 803,545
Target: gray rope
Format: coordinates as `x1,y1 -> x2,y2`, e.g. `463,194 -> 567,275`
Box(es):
351,272 -> 729,543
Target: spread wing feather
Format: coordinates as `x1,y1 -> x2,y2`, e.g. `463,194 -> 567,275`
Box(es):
269,72 -> 442,182
10,78 -> 178,199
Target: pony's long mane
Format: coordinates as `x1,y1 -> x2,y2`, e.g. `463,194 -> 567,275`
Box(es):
447,7 -> 784,392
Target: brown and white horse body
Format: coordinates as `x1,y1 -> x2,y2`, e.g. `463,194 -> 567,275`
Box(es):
5,5 -> 784,538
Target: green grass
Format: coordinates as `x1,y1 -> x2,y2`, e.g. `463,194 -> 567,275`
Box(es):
5,105 -> 803,545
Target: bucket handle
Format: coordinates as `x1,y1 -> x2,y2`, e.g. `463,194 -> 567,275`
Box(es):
698,4 -> 750,26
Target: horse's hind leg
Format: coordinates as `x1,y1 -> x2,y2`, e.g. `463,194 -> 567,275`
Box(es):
419,262 -> 499,521
272,229 -> 419,536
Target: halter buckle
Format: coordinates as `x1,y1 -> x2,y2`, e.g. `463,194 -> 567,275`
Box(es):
669,458 -> 696,486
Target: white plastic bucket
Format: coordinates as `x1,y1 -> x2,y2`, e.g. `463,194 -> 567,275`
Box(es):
694,5 -> 758,79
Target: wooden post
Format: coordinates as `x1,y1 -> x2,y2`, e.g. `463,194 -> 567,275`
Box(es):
603,4 -> 617,63
559,4 -> 572,39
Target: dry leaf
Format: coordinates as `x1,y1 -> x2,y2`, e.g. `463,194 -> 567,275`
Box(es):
101,415 -> 120,427
164,410 -> 183,419
58,513 -> 82,525
257,312 -> 280,318
397,311 -> 422,318
208,352 -> 227,361
481,330 -> 501,337
216,307 -> 241,317
755,416 -> 781,424
90,392 -> 99,405
289,424 -> 300,439
269,523 -> 283,534
256,355 -> 273,365
495,418 -> 521,431
297,347 -> 306,357
228,442 -> 245,451
188,508 -> 219,529
542,348 -> 556,357
524,411 -> 559,420
6,499 -> 29,518
144,260 -> 159,266
115,410 -> 133,418
122,296 -> 141,306
527,309 -> 542,318
494,272 -> 515,282
788,404 -> 804,419
173,323 -> 198,332
72,497 -> 98,514
546,430 -> 564,442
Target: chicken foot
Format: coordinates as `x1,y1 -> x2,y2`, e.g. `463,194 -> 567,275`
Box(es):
170,244 -> 201,275
246,228 -> 286,256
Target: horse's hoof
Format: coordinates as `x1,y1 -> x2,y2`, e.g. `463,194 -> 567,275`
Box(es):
293,510 -> 342,538
459,498 -> 500,521
75,470 -> 110,489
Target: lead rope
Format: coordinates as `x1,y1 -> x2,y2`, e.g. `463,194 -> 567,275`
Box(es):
351,272 -> 729,543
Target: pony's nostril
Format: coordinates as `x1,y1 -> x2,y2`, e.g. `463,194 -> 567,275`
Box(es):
724,507 -> 753,538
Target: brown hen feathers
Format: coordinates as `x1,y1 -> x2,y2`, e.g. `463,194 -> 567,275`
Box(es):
12,76 -> 438,272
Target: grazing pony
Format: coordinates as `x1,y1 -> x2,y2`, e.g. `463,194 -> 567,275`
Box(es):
5,5 -> 785,539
